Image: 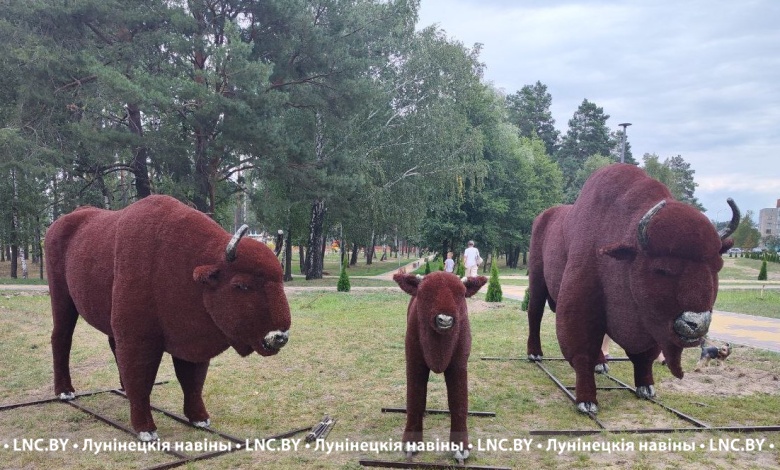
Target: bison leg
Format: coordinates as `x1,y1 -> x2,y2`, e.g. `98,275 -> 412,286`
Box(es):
526,280 -> 549,361
403,359 -> 430,454
557,312 -> 602,414
628,347 -> 660,399
108,337 -> 125,390
172,357 -> 210,427
444,360 -> 469,462
114,340 -> 164,440
50,291 -> 79,400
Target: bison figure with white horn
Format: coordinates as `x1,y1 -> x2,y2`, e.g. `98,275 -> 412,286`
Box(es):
46,195 -> 291,441
526,163 -> 738,414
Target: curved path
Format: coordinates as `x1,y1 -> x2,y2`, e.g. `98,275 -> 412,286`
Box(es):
3,259 -> 779,353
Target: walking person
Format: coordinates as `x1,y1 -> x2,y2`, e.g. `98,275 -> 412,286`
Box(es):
463,240 -> 482,278
444,252 -> 455,273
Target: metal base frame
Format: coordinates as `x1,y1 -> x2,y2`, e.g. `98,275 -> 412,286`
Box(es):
0,382 -> 322,470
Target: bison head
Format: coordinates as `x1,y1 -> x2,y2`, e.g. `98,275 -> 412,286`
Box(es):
395,271 -> 487,373
600,199 -> 739,378
394,272 -> 487,334
193,225 -> 291,357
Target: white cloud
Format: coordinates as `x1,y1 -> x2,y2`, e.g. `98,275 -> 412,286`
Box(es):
418,0 -> 780,217
698,174 -> 779,194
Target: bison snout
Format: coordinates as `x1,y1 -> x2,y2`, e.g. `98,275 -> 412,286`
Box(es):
435,314 -> 454,331
673,311 -> 712,344
263,330 -> 289,351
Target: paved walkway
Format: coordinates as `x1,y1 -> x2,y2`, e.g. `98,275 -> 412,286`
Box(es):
498,284 -> 780,354
3,260 -> 779,354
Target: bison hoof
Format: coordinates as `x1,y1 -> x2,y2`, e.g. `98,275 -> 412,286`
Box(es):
454,448 -> 470,464
527,354 -> 543,362
635,385 -> 656,399
594,363 -> 609,374
192,419 -> 210,428
138,431 -> 159,442
403,443 -> 418,459
58,392 -> 75,401
576,402 -> 598,414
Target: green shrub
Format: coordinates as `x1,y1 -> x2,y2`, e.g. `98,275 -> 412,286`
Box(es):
485,261 -> 503,302
456,258 -> 465,277
521,289 -> 530,312
424,260 -> 431,275
337,256 -> 351,292
759,259 -> 768,281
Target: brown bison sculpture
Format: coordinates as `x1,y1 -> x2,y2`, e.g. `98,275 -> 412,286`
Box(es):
46,195 -> 292,441
394,271 -> 487,464
526,164 -> 739,414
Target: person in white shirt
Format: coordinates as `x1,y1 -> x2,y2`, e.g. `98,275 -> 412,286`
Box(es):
462,240 -> 481,277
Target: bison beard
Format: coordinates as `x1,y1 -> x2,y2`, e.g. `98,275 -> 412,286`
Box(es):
394,272 -> 487,463
526,163 -> 738,414
46,195 -> 291,440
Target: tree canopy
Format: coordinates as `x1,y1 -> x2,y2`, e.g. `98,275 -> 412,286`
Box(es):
0,0 -> 709,279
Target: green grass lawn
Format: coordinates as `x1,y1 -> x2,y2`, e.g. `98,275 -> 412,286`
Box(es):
0,291 -> 778,469
715,289 -> 780,319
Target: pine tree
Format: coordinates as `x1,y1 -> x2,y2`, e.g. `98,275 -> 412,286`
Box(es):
521,288 -> 530,312
485,261 -> 503,302
758,258 -> 768,281
456,258 -> 466,277
337,256 -> 350,292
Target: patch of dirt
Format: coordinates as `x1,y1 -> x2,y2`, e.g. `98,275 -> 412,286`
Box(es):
467,299 -> 505,314
660,363 -> 780,396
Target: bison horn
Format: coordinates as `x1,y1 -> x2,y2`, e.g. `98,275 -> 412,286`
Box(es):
226,224 -> 249,262
718,198 -> 740,240
637,200 -> 666,249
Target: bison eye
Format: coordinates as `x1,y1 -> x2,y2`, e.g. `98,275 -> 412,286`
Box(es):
233,283 -> 250,291
654,268 -> 673,277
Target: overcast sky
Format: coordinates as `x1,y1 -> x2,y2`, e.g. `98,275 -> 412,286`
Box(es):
418,0 -> 779,221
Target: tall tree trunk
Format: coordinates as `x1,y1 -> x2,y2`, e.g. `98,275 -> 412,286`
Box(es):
127,103 -> 152,199
36,217 -> 43,279
366,231 -> 376,265
193,133 -> 213,215
284,228 -> 293,282
305,199 -> 326,280
96,173 -> 112,209
506,245 -> 521,269
350,243 -> 359,266
10,167 -> 19,278
299,245 -> 306,275
10,245 -> 18,279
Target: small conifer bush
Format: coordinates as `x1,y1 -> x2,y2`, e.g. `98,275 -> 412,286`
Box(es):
485,261 -> 503,302
337,256 -> 351,292
521,289 -> 530,312
758,258 -> 768,281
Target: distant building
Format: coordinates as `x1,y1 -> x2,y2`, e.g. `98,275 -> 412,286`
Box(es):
758,199 -> 780,244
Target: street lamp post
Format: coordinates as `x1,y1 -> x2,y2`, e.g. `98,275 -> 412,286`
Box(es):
618,122 -> 632,163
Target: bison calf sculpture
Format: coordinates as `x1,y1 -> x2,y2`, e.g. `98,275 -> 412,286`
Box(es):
46,195 -> 291,440
526,164 -> 738,414
394,272 -> 487,463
